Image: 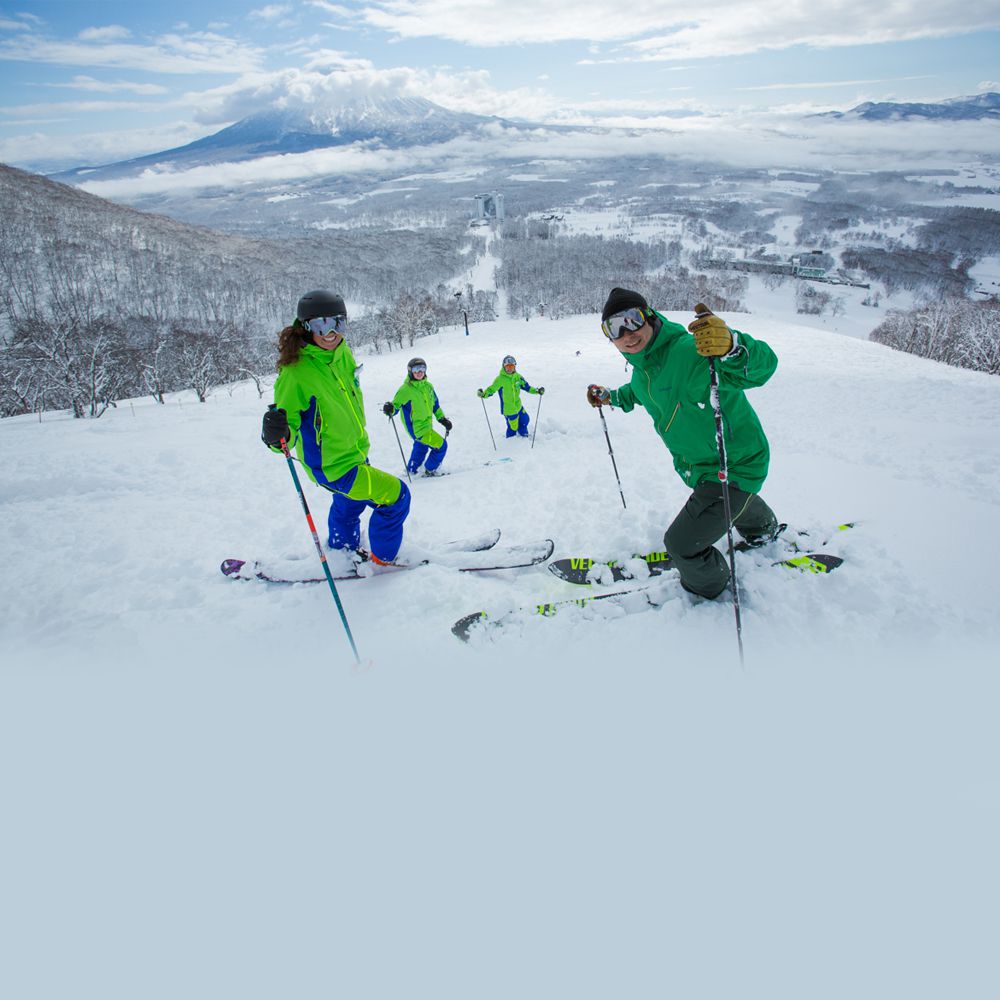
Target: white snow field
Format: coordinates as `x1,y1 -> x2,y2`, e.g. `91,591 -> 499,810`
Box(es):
2,310 -> 999,1000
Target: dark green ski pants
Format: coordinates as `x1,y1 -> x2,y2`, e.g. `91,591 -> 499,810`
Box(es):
663,481 -> 778,599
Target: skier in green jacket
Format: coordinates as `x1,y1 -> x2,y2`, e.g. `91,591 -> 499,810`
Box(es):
477,355 -> 545,438
587,287 -> 779,599
260,290 -> 410,566
382,357 -> 453,476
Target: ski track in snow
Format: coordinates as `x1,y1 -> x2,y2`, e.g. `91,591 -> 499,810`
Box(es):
3,310 -> 1000,1000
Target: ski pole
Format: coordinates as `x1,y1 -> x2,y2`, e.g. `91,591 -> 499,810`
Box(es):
480,395 -> 497,451
707,354 -> 745,668
270,406 -> 361,665
597,406 -> 627,509
387,412 -> 412,482
531,391 -> 543,449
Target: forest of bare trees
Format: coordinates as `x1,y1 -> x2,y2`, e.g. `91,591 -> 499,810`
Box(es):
869,299 -> 1000,375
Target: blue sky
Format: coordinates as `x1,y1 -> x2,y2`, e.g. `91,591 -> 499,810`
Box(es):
2,0 -> 999,172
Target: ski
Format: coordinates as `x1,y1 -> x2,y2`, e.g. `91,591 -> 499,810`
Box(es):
222,535 -> 553,585
548,549 -> 843,585
452,586 -> 662,643
548,521 -> 853,585
416,457 -> 514,478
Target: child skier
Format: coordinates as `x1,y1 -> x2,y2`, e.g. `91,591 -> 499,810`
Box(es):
477,355 -> 545,438
382,357 -> 453,476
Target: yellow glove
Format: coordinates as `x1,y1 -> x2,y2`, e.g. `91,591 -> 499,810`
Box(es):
687,303 -> 734,357
587,384 -> 610,408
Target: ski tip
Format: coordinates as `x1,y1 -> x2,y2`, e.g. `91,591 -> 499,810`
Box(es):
776,553 -> 844,573
452,611 -> 488,643
220,558 -> 246,577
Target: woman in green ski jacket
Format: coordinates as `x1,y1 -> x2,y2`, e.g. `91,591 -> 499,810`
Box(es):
588,287 -> 779,599
382,357 -> 453,476
477,355 -> 545,438
260,290 -> 410,566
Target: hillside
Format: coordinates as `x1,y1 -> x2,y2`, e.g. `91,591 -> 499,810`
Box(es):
2,309 -> 998,998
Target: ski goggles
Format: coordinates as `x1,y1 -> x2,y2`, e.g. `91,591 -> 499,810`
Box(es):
601,307 -> 647,341
410,365 -> 427,375
305,315 -> 347,337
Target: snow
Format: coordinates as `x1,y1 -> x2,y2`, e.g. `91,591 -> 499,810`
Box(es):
3,305 -> 999,999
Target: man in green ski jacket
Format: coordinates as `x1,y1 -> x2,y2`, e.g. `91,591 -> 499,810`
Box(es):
382,357 -> 453,476
477,355 -> 545,438
588,287 -> 779,599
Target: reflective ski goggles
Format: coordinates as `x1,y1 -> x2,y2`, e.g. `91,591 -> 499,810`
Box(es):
503,362 -> 516,371
410,365 -> 427,375
305,315 -> 347,337
601,307 -> 647,341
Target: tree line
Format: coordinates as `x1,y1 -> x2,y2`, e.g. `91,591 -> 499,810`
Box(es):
869,299 -> 1000,375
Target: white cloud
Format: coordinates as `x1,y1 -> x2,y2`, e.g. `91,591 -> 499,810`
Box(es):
736,76 -> 932,93
344,1 -> 1000,60
0,120 -> 217,172
250,4 -> 293,19
184,61 -> 555,125
0,30 -> 264,74
78,26 -> 132,42
71,115 -> 1000,202
979,81 -> 999,91
38,74 -> 169,95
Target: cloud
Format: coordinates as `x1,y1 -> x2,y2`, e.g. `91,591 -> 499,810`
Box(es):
0,120 -> 218,173
736,76 -> 933,93
250,5 -> 294,19
78,26 -> 132,42
0,16 -> 35,31
72,114 -> 1000,202
342,1 -> 1000,60
37,74 -> 169,95
184,61 -> 555,125
0,29 -> 264,74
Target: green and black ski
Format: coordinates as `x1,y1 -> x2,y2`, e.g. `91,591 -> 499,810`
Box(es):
548,522 -> 853,585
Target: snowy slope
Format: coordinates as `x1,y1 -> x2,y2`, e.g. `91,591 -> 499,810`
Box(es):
2,311 -> 999,999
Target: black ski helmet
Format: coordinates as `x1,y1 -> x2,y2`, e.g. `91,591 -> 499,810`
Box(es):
296,290 -> 346,323
503,355 -> 516,367
407,357 -> 426,376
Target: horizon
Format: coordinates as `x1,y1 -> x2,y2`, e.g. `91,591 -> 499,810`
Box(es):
1,1 -> 999,178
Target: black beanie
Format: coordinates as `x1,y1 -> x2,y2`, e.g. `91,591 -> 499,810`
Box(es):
602,287 -> 648,322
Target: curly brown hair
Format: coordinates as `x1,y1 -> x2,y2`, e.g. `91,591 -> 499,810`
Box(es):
276,321 -> 309,371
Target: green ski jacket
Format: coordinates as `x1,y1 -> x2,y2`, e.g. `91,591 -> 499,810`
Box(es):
272,341 -> 369,488
389,377 -> 447,445
482,368 -> 540,416
609,311 -> 777,493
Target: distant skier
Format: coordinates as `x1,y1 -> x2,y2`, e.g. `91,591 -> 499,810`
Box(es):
382,357 -> 453,477
587,287 -> 779,599
477,355 -> 545,438
260,289 -> 410,566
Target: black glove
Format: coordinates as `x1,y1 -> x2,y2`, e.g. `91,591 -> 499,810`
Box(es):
476,388 -> 485,398
382,402 -> 394,416
537,387 -> 545,395
439,416 -> 453,432
262,406 -> 290,448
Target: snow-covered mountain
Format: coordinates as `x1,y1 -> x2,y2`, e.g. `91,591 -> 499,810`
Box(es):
52,95 -> 540,183
821,91 -> 1000,122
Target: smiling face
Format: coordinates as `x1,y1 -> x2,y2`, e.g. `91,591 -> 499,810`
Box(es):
612,319 -> 654,355
311,329 -> 343,351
